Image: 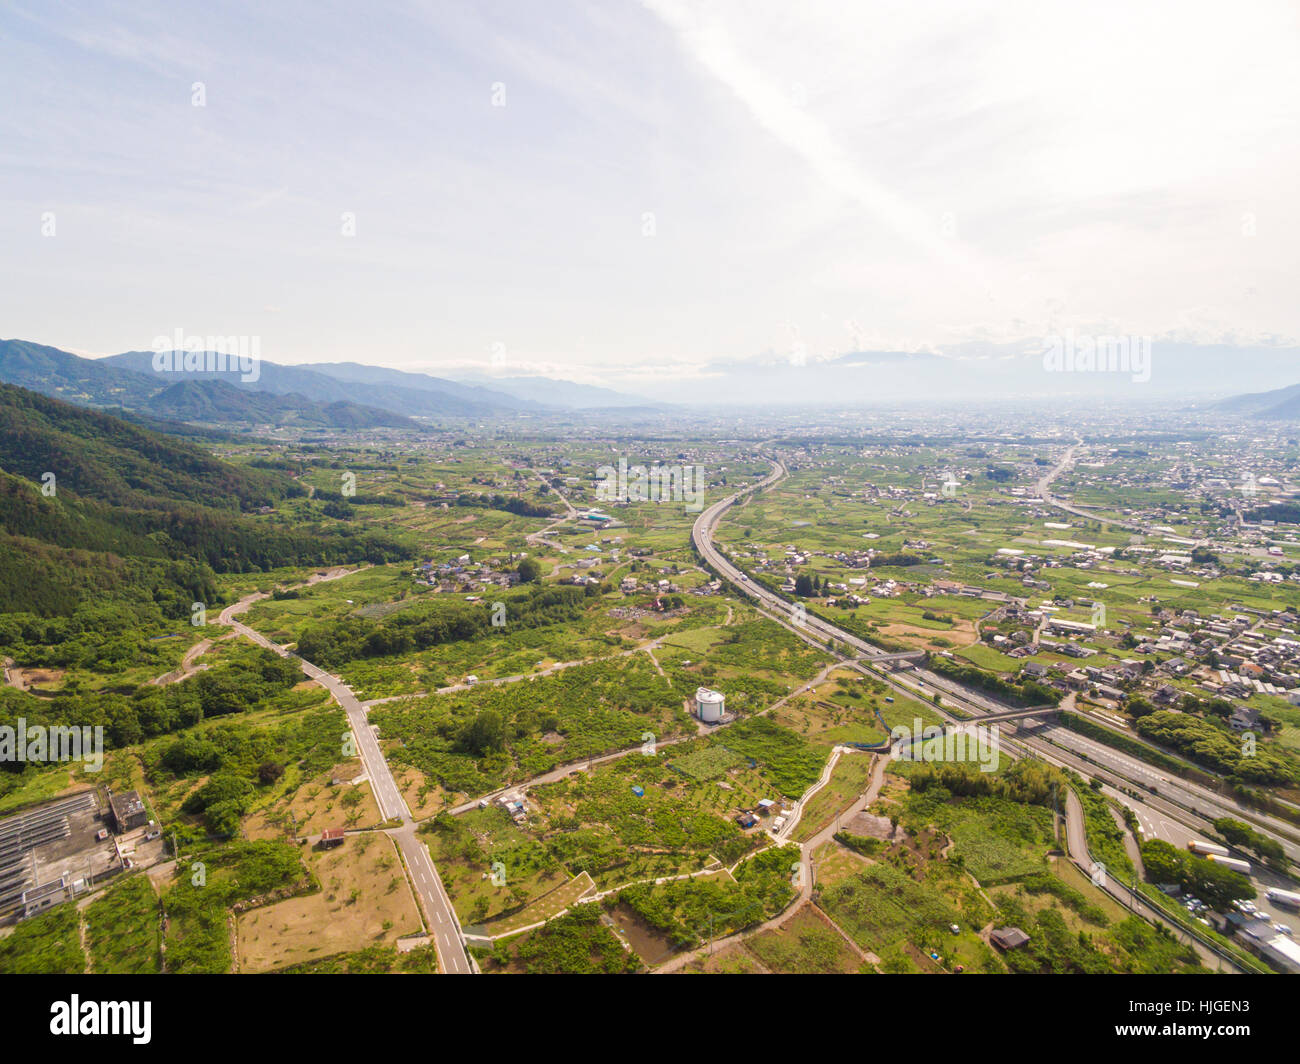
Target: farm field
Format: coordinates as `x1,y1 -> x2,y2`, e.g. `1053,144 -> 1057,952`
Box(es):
236,832 -> 421,971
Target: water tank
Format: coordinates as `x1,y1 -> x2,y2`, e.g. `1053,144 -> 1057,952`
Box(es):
695,687 -> 725,722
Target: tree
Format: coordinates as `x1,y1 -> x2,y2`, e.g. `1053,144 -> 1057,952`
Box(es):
257,761 -> 285,785
517,556 -> 542,583
458,709 -> 506,757
1139,839 -> 1253,908
794,574 -> 814,597
1126,697 -> 1155,720
1213,817 -> 1285,862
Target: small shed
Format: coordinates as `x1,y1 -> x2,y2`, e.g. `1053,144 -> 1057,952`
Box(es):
320,827 -> 346,849
990,926 -> 1030,951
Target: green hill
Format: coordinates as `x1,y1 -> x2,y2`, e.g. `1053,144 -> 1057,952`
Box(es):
0,382 -> 409,614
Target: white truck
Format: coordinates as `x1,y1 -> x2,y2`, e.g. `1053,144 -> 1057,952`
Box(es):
1206,854 -> 1252,874
1266,887 -> 1300,911
1187,840 -> 1230,858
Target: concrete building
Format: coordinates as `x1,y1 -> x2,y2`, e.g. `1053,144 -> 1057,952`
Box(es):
108,790 -> 148,834
19,876 -> 71,920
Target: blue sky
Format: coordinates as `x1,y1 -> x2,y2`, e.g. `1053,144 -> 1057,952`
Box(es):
2,0 -> 1297,389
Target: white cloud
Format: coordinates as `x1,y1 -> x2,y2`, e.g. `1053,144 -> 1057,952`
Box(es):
2,0 -> 1296,370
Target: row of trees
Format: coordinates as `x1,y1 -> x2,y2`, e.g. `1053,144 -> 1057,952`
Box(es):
1135,710 -> 1297,785
1139,839 -> 1254,909
296,584 -> 596,667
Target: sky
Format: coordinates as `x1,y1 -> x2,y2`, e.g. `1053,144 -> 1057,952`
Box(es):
2,0 -> 1298,390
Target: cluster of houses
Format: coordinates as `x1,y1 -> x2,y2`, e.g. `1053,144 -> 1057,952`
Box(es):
413,554 -> 522,593
1011,600 -> 1300,728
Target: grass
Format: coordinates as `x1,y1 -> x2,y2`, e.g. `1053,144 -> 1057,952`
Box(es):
278,942 -> 439,973
743,904 -> 865,973
0,903 -> 84,974
719,716 -> 828,798
479,871 -> 595,937
793,753 -> 875,842
475,903 -> 639,974
237,832 -> 422,971
85,875 -> 162,973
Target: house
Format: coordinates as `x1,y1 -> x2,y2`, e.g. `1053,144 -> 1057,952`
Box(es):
1229,706 -> 1262,732
498,792 -> 527,823
320,827 -> 346,848
990,927 -> 1030,951
109,790 -> 148,833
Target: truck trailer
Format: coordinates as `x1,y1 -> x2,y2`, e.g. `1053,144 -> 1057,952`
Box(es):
1266,887 -> 1300,911
1187,840 -> 1230,858
1206,854 -> 1252,874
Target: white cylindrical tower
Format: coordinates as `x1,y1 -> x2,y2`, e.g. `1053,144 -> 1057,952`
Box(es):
695,687 -> 725,722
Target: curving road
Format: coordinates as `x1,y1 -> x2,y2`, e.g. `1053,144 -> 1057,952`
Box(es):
692,456 -> 1300,863
218,584 -> 474,975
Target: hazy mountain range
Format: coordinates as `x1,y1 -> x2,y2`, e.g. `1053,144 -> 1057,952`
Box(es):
3,337 -> 1299,427
1215,381 -> 1300,420
665,341 -> 1300,407
0,339 -> 654,428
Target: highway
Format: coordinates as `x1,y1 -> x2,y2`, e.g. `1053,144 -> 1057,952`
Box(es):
691,454 -> 1300,897
218,587 -> 475,975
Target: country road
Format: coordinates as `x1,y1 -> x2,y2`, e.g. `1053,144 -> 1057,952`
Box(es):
690,453 -> 1291,968
1063,789 -> 1239,972
695,455 -> 1300,858
652,753 -> 888,973
217,577 -> 474,975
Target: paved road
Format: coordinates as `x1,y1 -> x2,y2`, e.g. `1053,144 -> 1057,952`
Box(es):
692,455 -> 1300,906
1063,789 -> 1244,971
218,582 -> 475,975
699,456 -> 1300,854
